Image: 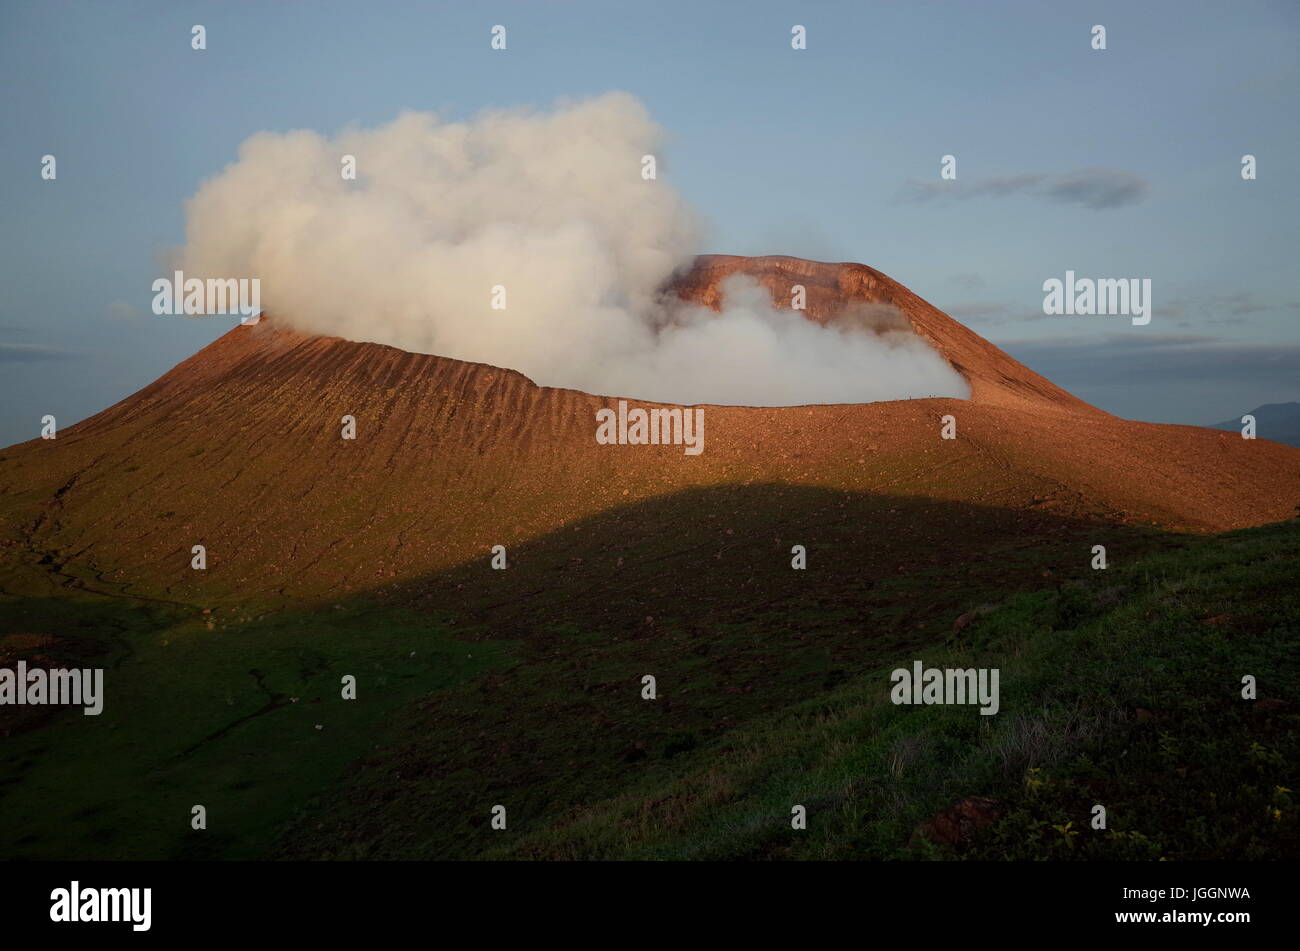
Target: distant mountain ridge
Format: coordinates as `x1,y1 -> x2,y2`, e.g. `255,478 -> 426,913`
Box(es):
1209,402 -> 1300,448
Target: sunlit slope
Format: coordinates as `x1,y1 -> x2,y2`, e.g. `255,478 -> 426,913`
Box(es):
0,256 -> 1295,604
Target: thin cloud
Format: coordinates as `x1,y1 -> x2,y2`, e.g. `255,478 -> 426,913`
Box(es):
898,167 -> 1149,210
999,334 -> 1300,386
944,288 -> 1300,332
1163,292 -> 1300,322
0,342 -> 75,363
942,300 -> 1052,327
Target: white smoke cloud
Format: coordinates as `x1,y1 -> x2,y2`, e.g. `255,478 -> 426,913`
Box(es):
175,92 -> 968,405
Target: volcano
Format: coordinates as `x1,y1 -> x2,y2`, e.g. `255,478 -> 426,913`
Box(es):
0,255 -> 1295,608
3,254 -> 1300,864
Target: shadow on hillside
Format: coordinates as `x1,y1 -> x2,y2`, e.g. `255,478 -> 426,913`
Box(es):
370,481 -> 1178,636
0,483 -> 1189,860
267,482 -> 1185,859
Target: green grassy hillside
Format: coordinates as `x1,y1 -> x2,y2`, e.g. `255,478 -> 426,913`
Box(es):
3,485 -> 1292,861
478,517 -> 1300,860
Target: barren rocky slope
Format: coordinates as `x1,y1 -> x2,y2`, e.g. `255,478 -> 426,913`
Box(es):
0,255 -> 1295,605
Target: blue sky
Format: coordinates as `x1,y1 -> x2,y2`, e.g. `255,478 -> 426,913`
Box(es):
2,0 -> 1298,448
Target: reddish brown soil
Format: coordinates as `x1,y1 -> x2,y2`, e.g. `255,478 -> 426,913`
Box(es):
0,255 -> 1295,604
675,255 -> 1095,414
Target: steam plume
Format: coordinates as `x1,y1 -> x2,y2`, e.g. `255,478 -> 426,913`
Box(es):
175,92 -> 968,405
